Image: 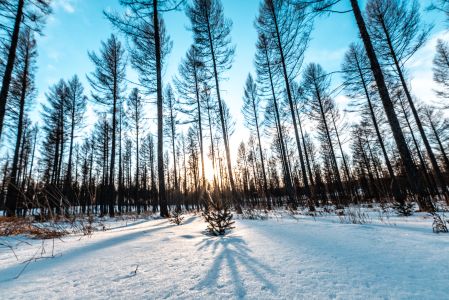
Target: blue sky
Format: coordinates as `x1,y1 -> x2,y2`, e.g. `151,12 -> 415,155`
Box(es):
33,0 -> 447,158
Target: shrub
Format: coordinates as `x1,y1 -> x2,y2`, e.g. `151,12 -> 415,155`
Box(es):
338,207 -> 371,224
432,212 -> 449,233
393,202 -> 415,217
241,208 -> 268,220
170,209 -> 184,226
202,191 -> 235,236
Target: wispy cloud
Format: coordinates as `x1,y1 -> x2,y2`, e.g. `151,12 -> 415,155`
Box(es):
408,30 -> 449,105
53,0 -> 76,13
305,48 -> 347,66
47,50 -> 61,62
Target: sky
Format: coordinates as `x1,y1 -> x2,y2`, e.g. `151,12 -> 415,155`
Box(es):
32,0 -> 448,161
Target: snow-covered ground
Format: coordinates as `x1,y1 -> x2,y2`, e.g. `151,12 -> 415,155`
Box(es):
1,211 -> 449,299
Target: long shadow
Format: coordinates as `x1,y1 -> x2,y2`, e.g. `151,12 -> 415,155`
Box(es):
194,235 -> 277,298
0,221 -> 172,282
108,218 -> 164,232
280,213 -> 442,239
247,219 -> 449,297
181,215 -> 197,225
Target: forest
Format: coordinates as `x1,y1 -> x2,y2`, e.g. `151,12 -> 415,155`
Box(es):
0,0 -> 448,223
1,0 -> 449,298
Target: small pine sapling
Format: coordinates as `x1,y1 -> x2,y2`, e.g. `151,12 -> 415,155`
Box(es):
202,191 -> 235,236
170,208 -> 184,226
393,202 -> 415,217
431,212 -> 449,233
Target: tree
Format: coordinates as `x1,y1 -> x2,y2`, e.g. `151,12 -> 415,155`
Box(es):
430,0 -> 449,21
293,0 -> 433,212
421,105 -> 449,174
106,0 -> 178,218
127,88 -> 144,213
164,85 -> 179,192
241,74 -> 269,201
64,75 -> 86,198
291,83 -> 315,189
175,45 -> 207,188
255,33 -> 295,205
366,0 -> 448,198
342,42 -> 405,205
256,0 -> 312,203
187,126 -> 200,193
4,29 -> 37,216
349,0 -> 431,209
187,0 -> 237,198
301,63 -> 345,204
142,133 -> 158,212
87,34 -> 126,217
41,80 -> 69,187
0,0 -> 51,141
433,39 -> 449,107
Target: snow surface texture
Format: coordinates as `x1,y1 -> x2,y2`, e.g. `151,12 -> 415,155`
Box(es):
1,212 -> 449,299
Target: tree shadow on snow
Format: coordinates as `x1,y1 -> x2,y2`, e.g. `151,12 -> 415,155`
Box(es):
0,220 -> 172,282
194,235 -> 277,298
181,215 -> 197,225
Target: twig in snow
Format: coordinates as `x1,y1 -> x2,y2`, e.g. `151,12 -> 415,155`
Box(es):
131,265 -> 139,276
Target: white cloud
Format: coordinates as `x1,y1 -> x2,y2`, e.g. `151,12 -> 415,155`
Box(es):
408,30 -> 449,105
53,0 -> 76,13
304,48 -> 347,66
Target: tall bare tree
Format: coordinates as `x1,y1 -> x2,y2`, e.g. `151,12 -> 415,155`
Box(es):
433,39 -> 449,107
127,88 -> 144,212
187,0 -> 237,198
342,43 -> 405,204
106,0 -> 179,217
5,29 -> 37,216
256,0 -> 312,203
241,74 -> 269,201
293,0 -> 433,211
87,34 -> 126,217
255,33 -> 295,205
366,0 -> 448,198
0,0 -> 51,141
64,75 -> 86,199
174,45 -> 207,188
164,85 -> 179,192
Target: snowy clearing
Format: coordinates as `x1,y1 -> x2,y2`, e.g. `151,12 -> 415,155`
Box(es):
1,212 -> 449,299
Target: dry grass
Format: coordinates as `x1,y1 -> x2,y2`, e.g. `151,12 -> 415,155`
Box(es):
0,217 -> 66,239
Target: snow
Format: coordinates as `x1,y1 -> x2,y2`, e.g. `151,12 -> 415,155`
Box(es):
1,211 -> 449,299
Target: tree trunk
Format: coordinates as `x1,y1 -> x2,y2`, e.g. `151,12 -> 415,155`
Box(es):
193,63 -> 206,189
205,12 -> 238,208
250,88 -> 269,201
353,52 -> 404,203
379,16 -> 449,198
314,81 -> 345,202
5,42 -> 28,216
398,95 -> 436,197
349,0 -> 433,211
154,0 -> 168,218
262,38 -> 295,206
0,0 -> 24,141
270,3 -> 310,203
170,103 -> 178,191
